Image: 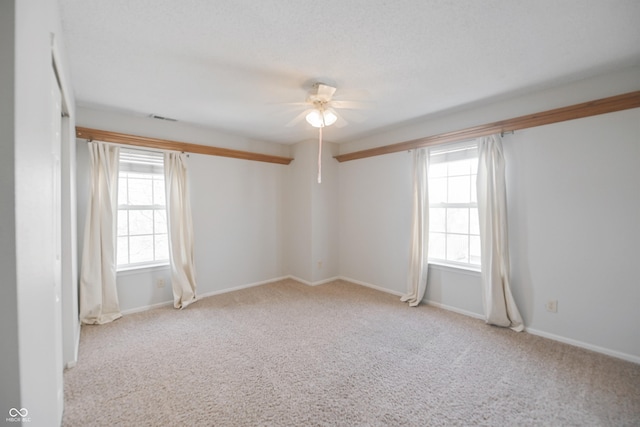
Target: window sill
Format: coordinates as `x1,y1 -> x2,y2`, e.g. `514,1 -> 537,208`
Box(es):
117,263 -> 170,276
428,260 -> 481,276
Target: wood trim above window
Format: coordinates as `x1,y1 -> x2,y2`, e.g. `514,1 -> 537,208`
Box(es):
335,91 -> 640,163
76,127 -> 294,165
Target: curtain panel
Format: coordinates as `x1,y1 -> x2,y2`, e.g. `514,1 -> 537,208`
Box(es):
164,152 -> 198,309
79,142 -> 122,324
476,134 -> 523,331
401,148 -> 430,306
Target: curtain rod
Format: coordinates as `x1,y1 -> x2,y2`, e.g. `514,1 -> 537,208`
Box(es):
334,91 -> 640,163
76,127 -> 294,165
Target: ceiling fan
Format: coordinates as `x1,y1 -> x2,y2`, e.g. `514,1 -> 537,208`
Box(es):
286,82 -> 367,183
285,82 -> 366,128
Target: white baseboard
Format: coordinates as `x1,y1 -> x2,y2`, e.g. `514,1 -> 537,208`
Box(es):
423,302 -> 640,364
287,275 -> 341,286
337,276 -> 405,297
121,276 -> 291,315
197,276 -> 290,299
121,300 -> 174,315
339,278 -> 640,364
525,327 -> 640,365
424,300 -> 485,320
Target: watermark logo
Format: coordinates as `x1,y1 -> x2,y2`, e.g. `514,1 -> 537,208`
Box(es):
6,408 -> 30,423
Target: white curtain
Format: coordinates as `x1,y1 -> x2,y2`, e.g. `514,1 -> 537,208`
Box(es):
476,134 -> 523,331
164,152 -> 198,309
79,142 -> 122,324
401,148 -> 429,306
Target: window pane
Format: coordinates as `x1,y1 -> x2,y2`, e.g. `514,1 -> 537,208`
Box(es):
448,159 -> 471,176
129,210 -> 154,235
117,236 -> 128,265
129,235 -> 154,264
447,234 -> 469,263
426,142 -> 480,269
429,208 -> 446,233
469,208 -> 479,235
429,162 -> 447,178
154,210 -> 167,234
153,177 -> 166,205
155,234 -> 169,260
117,210 -> 128,237
470,174 -> 478,203
128,178 -> 153,205
117,150 -> 168,269
429,177 -> 447,204
118,177 -> 128,205
127,172 -> 150,179
447,208 -> 469,234
471,159 -> 478,174
448,176 -> 471,203
429,232 -> 446,260
470,236 -> 481,266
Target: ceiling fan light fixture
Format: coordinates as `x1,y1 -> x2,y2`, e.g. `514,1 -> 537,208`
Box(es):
305,109 -> 337,128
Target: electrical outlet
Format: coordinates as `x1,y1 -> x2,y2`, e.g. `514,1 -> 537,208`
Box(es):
156,278 -> 165,288
545,299 -> 558,313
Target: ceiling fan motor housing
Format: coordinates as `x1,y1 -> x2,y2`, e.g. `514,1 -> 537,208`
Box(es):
307,83 -> 337,104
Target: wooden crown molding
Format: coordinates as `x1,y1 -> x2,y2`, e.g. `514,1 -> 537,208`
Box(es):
76,127 -> 294,165
335,91 -> 640,162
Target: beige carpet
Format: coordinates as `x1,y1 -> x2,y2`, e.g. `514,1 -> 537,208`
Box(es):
63,279 -> 640,426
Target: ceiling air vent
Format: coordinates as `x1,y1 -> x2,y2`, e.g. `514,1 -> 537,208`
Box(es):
149,114 -> 177,122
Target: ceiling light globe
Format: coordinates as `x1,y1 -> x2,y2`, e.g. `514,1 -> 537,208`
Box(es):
306,109 -> 338,128
323,110 -> 337,127
305,110 -> 323,128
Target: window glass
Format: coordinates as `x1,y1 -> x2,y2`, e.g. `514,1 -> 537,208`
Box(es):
117,149 -> 169,270
428,141 -> 480,269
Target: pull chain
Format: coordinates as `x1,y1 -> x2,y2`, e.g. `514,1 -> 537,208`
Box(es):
317,126 -> 323,183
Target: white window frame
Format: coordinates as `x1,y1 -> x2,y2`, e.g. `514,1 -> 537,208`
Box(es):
116,148 -> 169,271
427,140 -> 481,271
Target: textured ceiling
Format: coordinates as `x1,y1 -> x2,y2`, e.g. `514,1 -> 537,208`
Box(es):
59,0 -> 640,145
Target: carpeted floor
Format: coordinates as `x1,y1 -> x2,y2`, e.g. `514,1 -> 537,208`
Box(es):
63,279 -> 640,426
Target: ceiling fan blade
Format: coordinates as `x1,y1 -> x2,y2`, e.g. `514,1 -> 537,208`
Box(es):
328,108 -> 349,128
330,100 -> 374,110
316,83 -> 337,100
286,109 -> 311,127
268,101 -> 309,107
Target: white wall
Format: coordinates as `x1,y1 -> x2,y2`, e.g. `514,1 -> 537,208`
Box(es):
338,65 -> 640,362
76,109 -> 289,312
0,0 -> 76,425
425,265 -> 483,318
0,0 -> 21,412
285,139 -> 340,284
311,141 -> 340,283
338,151 -> 412,294
505,109 -> 640,359
189,153 -> 286,294
284,141 -> 314,282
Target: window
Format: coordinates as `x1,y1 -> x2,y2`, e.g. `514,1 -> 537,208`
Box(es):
428,141 -> 480,269
116,149 -> 169,269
